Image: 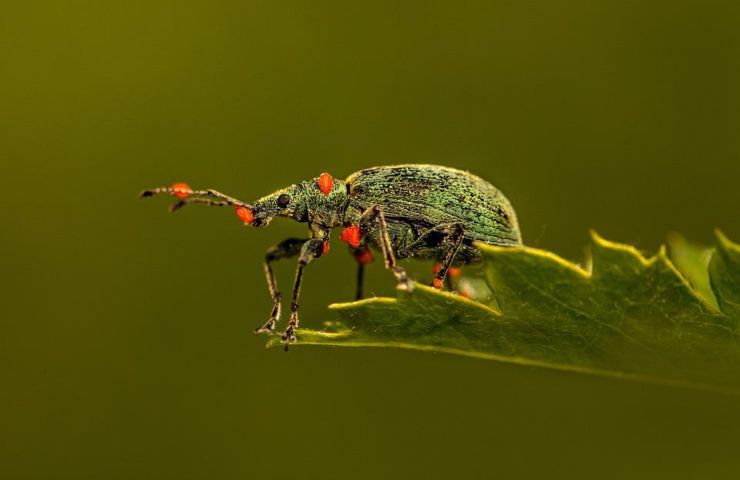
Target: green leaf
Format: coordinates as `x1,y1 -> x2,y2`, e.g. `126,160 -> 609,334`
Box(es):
267,232 -> 740,393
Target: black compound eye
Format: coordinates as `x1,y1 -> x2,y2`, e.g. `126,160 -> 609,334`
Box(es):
276,194 -> 291,208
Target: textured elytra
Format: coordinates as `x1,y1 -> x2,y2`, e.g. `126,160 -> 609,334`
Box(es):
267,231 -> 740,393
344,165 -> 521,259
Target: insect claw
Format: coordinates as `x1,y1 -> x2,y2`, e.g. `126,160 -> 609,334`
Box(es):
393,267 -> 415,292
254,319 -> 276,335
139,189 -> 155,198
280,312 -> 299,346
280,327 -> 297,345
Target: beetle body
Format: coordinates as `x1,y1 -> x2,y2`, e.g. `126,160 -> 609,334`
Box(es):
142,164 -> 521,346
343,165 -> 521,264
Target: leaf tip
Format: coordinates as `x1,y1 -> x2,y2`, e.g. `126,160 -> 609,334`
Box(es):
714,229 -> 737,251
588,229 -> 607,246
589,231 -> 655,268
589,230 -> 627,253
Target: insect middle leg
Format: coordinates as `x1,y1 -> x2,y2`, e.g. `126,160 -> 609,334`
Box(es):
351,245 -> 374,300
254,238 -> 307,335
359,205 -> 413,291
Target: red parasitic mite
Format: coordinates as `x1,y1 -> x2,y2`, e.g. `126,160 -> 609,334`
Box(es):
318,172 -> 333,196
340,225 -> 362,248
171,182 -> 192,199
235,206 -> 254,224
447,267 -> 462,278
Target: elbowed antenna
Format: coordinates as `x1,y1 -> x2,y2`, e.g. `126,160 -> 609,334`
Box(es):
140,183 -> 255,222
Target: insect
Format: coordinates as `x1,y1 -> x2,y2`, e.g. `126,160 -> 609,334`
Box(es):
141,164 -> 522,346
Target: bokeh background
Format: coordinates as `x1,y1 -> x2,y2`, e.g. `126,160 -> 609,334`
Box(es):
2,1 -> 740,478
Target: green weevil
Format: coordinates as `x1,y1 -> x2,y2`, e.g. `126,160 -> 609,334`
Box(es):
141,164 -> 522,345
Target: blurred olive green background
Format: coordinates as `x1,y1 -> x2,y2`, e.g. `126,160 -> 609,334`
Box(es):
2,1 -> 740,479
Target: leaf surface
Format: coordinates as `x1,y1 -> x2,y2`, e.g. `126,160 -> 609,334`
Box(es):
267,232 -> 740,392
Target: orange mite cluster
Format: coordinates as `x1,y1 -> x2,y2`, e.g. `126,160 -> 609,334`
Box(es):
432,263 -> 461,278
171,182 -> 192,199
235,206 -> 254,224
431,264 -> 462,289
318,173 -> 333,196
340,224 -> 362,248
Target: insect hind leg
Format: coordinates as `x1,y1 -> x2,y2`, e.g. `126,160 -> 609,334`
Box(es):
429,224 -> 465,289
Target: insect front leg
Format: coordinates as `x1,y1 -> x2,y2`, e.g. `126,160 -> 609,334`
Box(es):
359,205 -> 413,292
254,238 -> 308,334
281,238 -> 326,347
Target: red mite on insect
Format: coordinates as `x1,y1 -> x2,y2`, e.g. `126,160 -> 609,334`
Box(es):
433,263 -> 461,279
171,182 -> 192,199
340,224 -> 362,248
318,173 -> 333,196
235,206 -> 254,224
